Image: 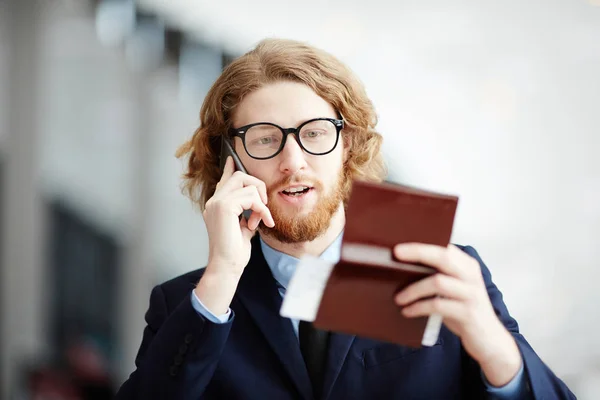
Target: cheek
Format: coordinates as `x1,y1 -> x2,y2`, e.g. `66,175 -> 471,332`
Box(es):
314,151 -> 344,184
246,162 -> 269,181
245,159 -> 279,187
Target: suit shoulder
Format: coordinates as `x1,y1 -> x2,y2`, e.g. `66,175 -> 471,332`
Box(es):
159,267 -> 206,291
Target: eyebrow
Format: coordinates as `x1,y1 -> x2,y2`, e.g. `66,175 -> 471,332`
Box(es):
234,116 -> 338,129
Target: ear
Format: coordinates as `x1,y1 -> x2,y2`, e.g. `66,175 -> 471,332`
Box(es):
342,133 -> 351,163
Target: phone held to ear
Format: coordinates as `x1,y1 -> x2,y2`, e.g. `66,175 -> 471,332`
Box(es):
220,137 -> 253,220
220,137 -> 248,174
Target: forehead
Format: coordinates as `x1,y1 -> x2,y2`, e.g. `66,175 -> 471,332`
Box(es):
232,81 -> 337,128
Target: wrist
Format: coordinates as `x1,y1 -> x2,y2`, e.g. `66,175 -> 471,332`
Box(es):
478,324 -> 522,387
194,268 -> 241,315
207,255 -> 246,277
202,265 -> 243,287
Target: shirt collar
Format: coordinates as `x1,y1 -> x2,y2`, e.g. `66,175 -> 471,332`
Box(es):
259,231 -> 344,290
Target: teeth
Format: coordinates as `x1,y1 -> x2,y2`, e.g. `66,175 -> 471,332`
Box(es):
283,186 -> 308,194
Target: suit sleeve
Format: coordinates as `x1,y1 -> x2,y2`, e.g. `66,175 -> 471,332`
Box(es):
115,284 -> 234,399
460,245 -> 576,400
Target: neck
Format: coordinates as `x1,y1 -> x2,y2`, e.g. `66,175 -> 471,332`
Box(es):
259,203 -> 345,259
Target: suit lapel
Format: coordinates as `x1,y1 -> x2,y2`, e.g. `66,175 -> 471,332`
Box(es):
321,332 -> 356,400
237,237 -> 313,400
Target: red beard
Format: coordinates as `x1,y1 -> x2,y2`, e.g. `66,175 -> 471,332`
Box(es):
259,167 -> 350,243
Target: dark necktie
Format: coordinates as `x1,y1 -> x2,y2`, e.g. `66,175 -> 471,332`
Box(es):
298,320 -> 330,398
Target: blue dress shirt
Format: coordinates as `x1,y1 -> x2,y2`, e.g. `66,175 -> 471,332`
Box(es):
190,233 -> 529,398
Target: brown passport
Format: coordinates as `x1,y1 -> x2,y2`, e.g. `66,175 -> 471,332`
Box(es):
313,179 -> 459,348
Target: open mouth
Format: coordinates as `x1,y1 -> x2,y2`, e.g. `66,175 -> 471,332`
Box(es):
281,186 -> 312,197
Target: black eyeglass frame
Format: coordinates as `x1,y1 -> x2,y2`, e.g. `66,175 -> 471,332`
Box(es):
227,117 -> 344,160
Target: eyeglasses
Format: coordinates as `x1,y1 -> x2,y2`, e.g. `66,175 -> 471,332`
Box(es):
228,118 -> 344,160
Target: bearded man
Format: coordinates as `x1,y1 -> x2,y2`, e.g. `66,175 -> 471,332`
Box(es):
116,39 -> 574,400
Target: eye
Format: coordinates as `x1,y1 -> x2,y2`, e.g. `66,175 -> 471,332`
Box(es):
302,130 -> 326,140
250,135 -> 280,146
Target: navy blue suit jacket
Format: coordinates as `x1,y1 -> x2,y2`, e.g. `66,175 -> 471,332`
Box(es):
116,237 -> 575,399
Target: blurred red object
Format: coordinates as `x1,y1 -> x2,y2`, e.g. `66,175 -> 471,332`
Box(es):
66,339 -> 110,384
30,368 -> 81,400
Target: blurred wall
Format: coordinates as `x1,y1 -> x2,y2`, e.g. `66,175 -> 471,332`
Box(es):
1,1 -> 48,398
0,1 -> 214,396
0,0 -> 7,148
32,0 -> 215,384
356,6 -> 600,393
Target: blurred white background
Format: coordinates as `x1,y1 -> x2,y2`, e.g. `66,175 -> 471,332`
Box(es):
1,0 -> 598,398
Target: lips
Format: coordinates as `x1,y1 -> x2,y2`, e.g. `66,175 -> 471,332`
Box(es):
281,185 -> 311,196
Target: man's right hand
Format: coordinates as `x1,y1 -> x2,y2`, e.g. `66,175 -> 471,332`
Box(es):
194,156 -> 275,315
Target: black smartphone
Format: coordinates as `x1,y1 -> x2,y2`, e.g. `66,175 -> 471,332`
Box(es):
220,137 -> 253,220
220,136 -> 248,174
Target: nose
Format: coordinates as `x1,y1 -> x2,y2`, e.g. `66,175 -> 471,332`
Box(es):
278,134 -> 308,175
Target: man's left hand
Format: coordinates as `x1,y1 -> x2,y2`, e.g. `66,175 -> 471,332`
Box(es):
394,243 -> 522,387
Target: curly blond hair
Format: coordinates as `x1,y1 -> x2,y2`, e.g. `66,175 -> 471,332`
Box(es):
176,38 -> 387,210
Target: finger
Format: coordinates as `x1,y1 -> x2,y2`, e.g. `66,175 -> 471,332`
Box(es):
447,244 -> 482,274
221,156 -> 235,180
244,203 -> 273,231
240,216 -> 258,241
220,171 -> 269,205
393,243 -> 465,279
235,188 -> 275,228
395,273 -> 470,306
215,185 -> 272,227
401,297 -> 464,321
246,209 -> 263,231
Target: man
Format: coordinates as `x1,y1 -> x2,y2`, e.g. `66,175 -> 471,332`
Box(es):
116,39 -> 574,399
